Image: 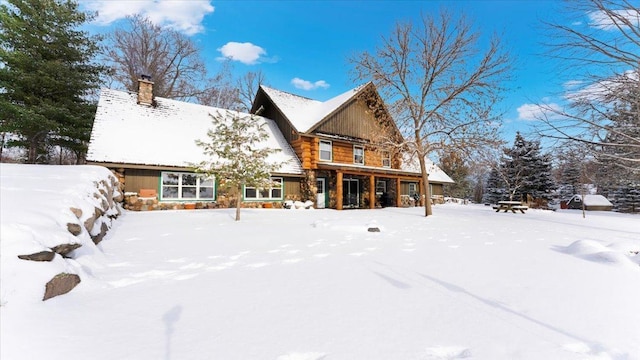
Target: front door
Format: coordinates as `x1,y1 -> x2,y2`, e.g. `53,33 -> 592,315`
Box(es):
316,178 -> 326,209
342,178 -> 359,208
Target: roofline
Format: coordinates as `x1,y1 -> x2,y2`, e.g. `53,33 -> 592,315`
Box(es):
86,161 -> 305,177
253,85 -> 302,135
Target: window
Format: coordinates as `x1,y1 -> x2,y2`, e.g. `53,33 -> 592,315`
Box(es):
353,145 -> 364,165
409,183 -> 417,196
161,172 -> 215,201
244,177 -> 283,200
381,150 -> 391,168
376,180 -> 387,195
319,140 -> 332,161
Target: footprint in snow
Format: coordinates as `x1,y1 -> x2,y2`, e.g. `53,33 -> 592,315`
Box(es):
276,352 -> 327,360
424,346 -> 471,359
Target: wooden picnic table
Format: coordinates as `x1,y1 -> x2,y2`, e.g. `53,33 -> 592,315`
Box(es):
495,201 -> 528,214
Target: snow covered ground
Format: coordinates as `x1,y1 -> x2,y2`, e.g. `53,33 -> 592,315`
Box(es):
1,164 -> 640,360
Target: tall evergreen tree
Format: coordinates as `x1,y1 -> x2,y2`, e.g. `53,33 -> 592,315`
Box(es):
482,167 -> 505,204
0,0 -> 105,163
439,150 -> 471,199
500,132 -> 556,203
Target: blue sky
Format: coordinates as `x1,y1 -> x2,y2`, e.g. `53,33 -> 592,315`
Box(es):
81,0 -> 592,144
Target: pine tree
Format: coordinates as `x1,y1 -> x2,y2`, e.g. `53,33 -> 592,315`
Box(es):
500,132 -> 556,204
439,150 -> 471,199
194,111 -> 282,221
482,168 -> 505,204
0,0 -> 106,163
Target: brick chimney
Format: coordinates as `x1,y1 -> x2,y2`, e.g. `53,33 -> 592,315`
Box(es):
137,75 -> 154,106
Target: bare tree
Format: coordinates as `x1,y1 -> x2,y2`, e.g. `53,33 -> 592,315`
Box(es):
102,14 -> 207,100
196,60 -> 241,110
537,0 -> 640,174
237,70 -> 266,112
350,10 -> 512,216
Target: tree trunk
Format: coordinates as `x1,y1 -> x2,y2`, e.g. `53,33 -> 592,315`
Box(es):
235,186 -> 241,221
418,154 -> 433,216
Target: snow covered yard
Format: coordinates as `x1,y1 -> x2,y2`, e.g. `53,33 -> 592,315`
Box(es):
1,165 -> 640,360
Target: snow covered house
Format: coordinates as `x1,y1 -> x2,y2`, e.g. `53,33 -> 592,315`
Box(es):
251,83 -> 454,210
565,194 -> 614,211
86,79 -> 304,210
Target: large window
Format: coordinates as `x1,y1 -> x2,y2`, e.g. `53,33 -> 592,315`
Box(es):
319,140 -> 332,161
381,150 -> 391,168
161,172 -> 215,201
376,180 -> 387,195
353,145 -> 364,165
244,177 -> 283,200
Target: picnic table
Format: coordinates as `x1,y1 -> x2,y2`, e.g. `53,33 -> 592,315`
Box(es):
494,201 -> 528,214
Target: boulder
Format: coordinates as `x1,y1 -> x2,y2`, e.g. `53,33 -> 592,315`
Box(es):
18,251 -> 56,262
43,273 -> 81,301
367,227 -> 381,232
91,222 -> 109,245
70,207 -> 82,218
51,243 -> 82,258
67,223 -> 82,236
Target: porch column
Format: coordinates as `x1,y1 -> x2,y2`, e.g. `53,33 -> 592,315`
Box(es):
336,171 -> 343,210
396,177 -> 402,207
369,175 -> 375,209
419,179 -> 424,206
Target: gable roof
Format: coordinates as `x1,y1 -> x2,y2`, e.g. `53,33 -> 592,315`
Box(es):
87,88 -> 303,175
259,83 -> 367,133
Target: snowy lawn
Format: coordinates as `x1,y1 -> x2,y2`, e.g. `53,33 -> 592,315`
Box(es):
1,166 -> 640,360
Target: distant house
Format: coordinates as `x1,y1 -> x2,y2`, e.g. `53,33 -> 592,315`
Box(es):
86,79 -> 303,210
565,194 -> 614,211
251,83 -> 454,209
87,78 -> 453,210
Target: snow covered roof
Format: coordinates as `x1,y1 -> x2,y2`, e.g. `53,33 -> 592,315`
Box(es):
87,88 -> 303,175
571,194 -> 613,206
260,84 -> 366,133
400,154 -> 455,184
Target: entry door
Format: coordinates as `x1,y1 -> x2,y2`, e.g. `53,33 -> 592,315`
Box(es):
316,178 -> 326,209
342,178 -> 359,208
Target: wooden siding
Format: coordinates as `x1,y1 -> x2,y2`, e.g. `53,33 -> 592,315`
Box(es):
314,99 -> 379,140
284,177 -> 301,199
290,136 -> 314,169
124,169 -> 160,193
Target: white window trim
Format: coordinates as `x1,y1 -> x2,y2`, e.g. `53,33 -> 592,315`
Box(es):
160,172 -> 215,201
409,183 -> 417,196
381,150 -> 391,168
244,177 -> 284,201
353,145 -> 364,165
319,140 -> 332,162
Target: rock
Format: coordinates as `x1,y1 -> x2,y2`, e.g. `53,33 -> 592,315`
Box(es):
18,251 -> 56,262
67,223 -> 82,236
70,207 -> 82,218
50,243 -> 82,258
43,273 -> 81,301
367,227 -> 381,232
83,207 -> 101,233
91,222 -> 109,245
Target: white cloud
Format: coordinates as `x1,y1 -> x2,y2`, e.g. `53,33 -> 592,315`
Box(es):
588,9 -> 640,31
291,78 -> 330,90
517,103 -> 562,121
86,0 -> 214,35
563,80 -> 583,90
216,42 -> 267,65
